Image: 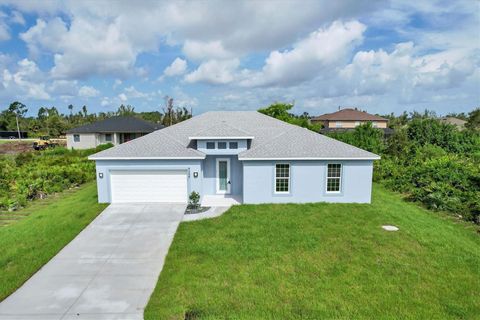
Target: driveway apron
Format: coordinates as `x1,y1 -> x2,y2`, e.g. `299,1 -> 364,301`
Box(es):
0,203 -> 185,320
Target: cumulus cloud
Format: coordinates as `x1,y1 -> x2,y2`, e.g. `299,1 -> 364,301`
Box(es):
182,40 -> 233,60
240,20 -> 366,87
78,85 -> 99,98
184,59 -> 240,84
2,58 -> 50,100
163,58 -> 187,77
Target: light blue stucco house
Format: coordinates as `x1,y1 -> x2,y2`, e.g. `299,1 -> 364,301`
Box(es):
88,111 -> 380,206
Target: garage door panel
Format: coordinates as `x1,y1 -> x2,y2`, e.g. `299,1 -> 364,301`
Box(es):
110,170 -> 187,203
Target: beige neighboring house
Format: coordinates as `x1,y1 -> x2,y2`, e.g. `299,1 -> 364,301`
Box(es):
311,108 -> 388,129
440,117 -> 467,130
66,116 -> 163,149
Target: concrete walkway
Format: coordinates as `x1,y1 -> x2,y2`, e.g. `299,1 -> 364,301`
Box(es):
0,203 -> 185,320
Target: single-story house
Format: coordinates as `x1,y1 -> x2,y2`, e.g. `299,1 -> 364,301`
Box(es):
88,111 -> 380,206
440,117 -> 467,130
66,116 -> 162,149
312,108 -> 389,129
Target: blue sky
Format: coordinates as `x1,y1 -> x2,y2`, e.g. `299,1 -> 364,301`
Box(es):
0,0 -> 478,117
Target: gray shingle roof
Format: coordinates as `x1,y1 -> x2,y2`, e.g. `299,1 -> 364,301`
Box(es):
89,111 -> 380,160
189,123 -> 253,139
67,116 -> 162,134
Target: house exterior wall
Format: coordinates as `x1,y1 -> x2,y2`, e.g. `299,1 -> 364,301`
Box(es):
242,160 -> 374,204
67,133 -> 98,149
94,159 -> 203,203
202,155 -> 243,196
325,120 -> 388,128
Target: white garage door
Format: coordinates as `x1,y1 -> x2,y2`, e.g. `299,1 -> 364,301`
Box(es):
110,170 -> 188,203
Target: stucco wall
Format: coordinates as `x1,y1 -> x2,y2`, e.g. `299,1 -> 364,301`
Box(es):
326,120 -> 387,128
243,160 -> 374,204
202,155 -> 243,195
94,159 -> 203,203
67,133 -> 98,149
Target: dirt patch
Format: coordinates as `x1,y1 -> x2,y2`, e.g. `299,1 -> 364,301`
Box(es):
0,141 -> 34,155
0,139 -> 66,155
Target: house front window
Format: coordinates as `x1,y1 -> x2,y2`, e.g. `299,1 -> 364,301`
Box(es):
105,134 -> 112,142
372,121 -> 378,128
73,134 -> 80,142
335,121 -> 343,128
355,121 -> 360,127
218,142 -> 227,149
326,163 -> 342,193
229,142 -> 238,149
206,142 -> 215,149
275,163 -> 290,193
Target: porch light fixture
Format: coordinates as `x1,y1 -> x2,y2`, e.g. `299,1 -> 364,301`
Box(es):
98,172 -> 104,179
193,172 -> 198,178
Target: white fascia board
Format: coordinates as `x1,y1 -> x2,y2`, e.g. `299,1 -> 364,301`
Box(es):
238,156 -> 381,161
188,136 -> 254,140
88,156 -> 206,161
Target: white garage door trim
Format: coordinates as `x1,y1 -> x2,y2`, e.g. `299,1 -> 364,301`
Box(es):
109,170 -> 188,203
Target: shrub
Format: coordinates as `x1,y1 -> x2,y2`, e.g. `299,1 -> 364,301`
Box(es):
189,191 -> 200,209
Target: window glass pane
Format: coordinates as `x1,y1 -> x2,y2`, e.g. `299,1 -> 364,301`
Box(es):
74,134 -> 80,142
275,164 -> 290,192
218,142 -> 227,149
105,134 -> 112,142
327,164 -> 341,178
229,142 -> 238,149
206,142 -> 215,149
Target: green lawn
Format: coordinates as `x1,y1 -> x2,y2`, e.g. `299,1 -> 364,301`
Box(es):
0,183 -> 107,301
146,184 -> 480,319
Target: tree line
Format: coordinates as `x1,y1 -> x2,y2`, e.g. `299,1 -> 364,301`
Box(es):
0,97 -> 192,138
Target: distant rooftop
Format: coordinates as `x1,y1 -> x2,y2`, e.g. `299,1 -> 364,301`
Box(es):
66,116 -> 163,134
312,108 -> 387,122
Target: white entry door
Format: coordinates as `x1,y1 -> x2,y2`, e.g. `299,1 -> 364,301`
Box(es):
110,170 -> 188,203
216,158 -> 231,194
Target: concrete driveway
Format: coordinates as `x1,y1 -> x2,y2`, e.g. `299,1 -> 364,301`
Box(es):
0,203 -> 185,320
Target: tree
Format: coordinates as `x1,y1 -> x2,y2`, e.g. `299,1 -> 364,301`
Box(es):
466,108 -> 480,131
81,105 -> 88,118
258,102 -> 320,131
8,101 -> 28,139
116,104 -> 135,116
68,104 -> 74,118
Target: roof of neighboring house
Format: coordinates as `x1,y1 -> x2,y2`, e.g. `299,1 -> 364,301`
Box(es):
440,117 -> 467,127
66,116 -> 162,134
312,108 -> 387,122
89,111 -> 379,161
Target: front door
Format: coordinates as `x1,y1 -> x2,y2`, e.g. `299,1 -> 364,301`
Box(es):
216,158 -> 231,194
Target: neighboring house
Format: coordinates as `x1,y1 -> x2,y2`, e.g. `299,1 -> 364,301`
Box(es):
89,111 -> 380,206
311,108 -> 391,134
66,116 -> 162,149
440,117 -> 467,130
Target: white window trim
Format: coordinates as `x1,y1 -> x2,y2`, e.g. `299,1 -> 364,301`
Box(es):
274,163 -> 290,194
325,163 -> 342,194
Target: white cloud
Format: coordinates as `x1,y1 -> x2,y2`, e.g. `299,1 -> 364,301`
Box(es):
240,20 -> 366,87
182,40 -> 233,60
0,11 -> 10,41
163,58 -> 187,77
118,93 -> 127,102
113,79 -> 122,89
184,59 -> 240,84
78,85 -> 99,98
11,11 -> 26,25
123,85 -> 148,98
2,58 -> 50,100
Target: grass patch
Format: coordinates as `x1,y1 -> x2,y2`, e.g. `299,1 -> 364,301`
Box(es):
145,184 -> 480,319
0,182 -> 107,301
